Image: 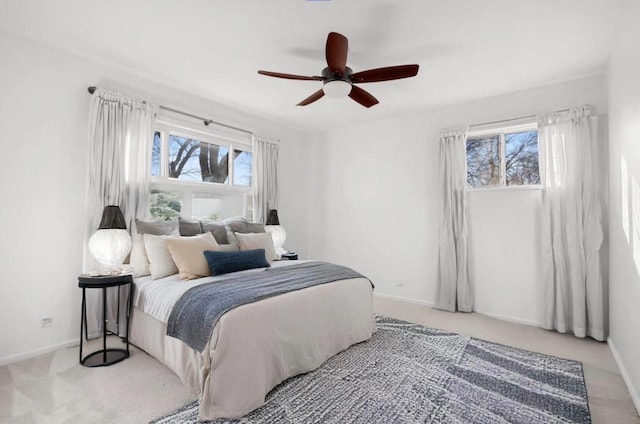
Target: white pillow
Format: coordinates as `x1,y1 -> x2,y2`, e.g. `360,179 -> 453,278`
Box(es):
130,233 -> 150,278
234,232 -> 278,262
219,243 -> 240,252
225,230 -> 240,249
143,234 -> 179,280
165,232 -> 220,280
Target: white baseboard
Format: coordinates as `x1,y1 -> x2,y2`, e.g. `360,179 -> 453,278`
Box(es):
0,339 -> 79,367
473,310 -> 542,328
608,337 -> 640,415
374,293 -> 436,308
374,293 -> 541,328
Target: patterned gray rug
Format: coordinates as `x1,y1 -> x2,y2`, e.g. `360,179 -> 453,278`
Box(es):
151,316 -> 591,424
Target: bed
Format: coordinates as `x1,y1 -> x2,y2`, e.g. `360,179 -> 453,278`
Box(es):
129,260 -> 375,420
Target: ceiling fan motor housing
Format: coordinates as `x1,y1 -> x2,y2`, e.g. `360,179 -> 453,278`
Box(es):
322,66 -> 353,84
322,67 -> 353,98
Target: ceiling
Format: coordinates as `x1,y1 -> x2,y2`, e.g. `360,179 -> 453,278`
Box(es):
0,0 -> 622,132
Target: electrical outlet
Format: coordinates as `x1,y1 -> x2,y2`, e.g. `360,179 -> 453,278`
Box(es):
41,317 -> 53,328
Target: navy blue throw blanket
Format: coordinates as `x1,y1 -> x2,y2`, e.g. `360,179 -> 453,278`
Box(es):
167,261 -> 372,352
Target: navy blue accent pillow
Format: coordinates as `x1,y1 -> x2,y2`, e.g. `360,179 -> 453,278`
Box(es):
204,249 -> 270,276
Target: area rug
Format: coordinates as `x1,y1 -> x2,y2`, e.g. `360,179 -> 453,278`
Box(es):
151,316 -> 591,424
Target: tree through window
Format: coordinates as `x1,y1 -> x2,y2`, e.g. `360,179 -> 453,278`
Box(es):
466,127 -> 540,188
504,131 -> 539,185
167,135 -> 235,183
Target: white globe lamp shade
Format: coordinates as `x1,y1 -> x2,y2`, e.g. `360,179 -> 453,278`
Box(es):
88,229 -> 131,269
265,225 -> 287,257
323,80 -> 352,98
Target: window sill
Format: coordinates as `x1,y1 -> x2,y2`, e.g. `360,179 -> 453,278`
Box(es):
466,184 -> 542,193
150,177 -> 250,194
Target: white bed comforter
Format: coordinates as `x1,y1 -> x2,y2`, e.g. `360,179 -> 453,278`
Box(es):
130,261 -> 375,420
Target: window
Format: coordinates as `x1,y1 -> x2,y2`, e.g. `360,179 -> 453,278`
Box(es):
150,119 -> 253,221
149,191 -> 182,221
466,125 -> 540,188
191,193 -> 222,221
504,131 -> 540,186
151,132 -> 161,177
233,149 -> 252,187
466,135 -> 501,187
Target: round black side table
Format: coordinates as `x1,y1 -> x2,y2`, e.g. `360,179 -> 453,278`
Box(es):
78,274 -> 133,367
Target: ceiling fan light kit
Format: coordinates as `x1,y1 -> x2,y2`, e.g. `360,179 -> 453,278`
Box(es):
258,32 -> 419,108
323,80 -> 352,98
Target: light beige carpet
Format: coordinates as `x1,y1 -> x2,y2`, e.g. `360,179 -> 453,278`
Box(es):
0,337 -> 196,424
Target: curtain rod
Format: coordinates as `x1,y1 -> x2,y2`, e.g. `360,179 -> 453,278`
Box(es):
469,108 -> 570,128
87,86 -> 254,136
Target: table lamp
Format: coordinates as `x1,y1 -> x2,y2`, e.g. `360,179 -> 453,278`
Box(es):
88,205 -> 131,274
264,209 -> 286,257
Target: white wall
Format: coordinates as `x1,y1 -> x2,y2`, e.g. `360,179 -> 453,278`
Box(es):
310,75 -> 607,326
607,0 -> 640,412
0,31 -> 315,363
467,188 -> 544,325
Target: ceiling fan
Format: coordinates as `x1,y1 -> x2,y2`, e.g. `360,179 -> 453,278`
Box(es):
258,32 -> 419,108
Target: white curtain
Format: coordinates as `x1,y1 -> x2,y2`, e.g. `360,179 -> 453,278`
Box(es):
436,127 -> 473,312
252,137 -> 279,224
538,105 -> 606,340
82,87 -> 157,336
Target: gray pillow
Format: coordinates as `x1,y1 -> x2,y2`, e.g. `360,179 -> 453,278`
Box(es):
225,230 -> 240,248
179,217 -> 203,236
224,219 -> 249,234
135,219 -> 179,235
226,220 -> 265,234
201,222 -> 229,244
246,222 -> 266,233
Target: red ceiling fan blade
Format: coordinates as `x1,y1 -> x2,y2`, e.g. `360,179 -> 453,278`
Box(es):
258,70 -> 323,81
350,64 -> 419,83
349,86 -> 379,108
326,32 -> 348,75
297,89 -> 325,106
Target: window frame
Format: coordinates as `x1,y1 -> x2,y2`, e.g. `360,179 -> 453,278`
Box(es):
466,122 -> 541,191
230,145 -> 253,188
150,117 -> 253,221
